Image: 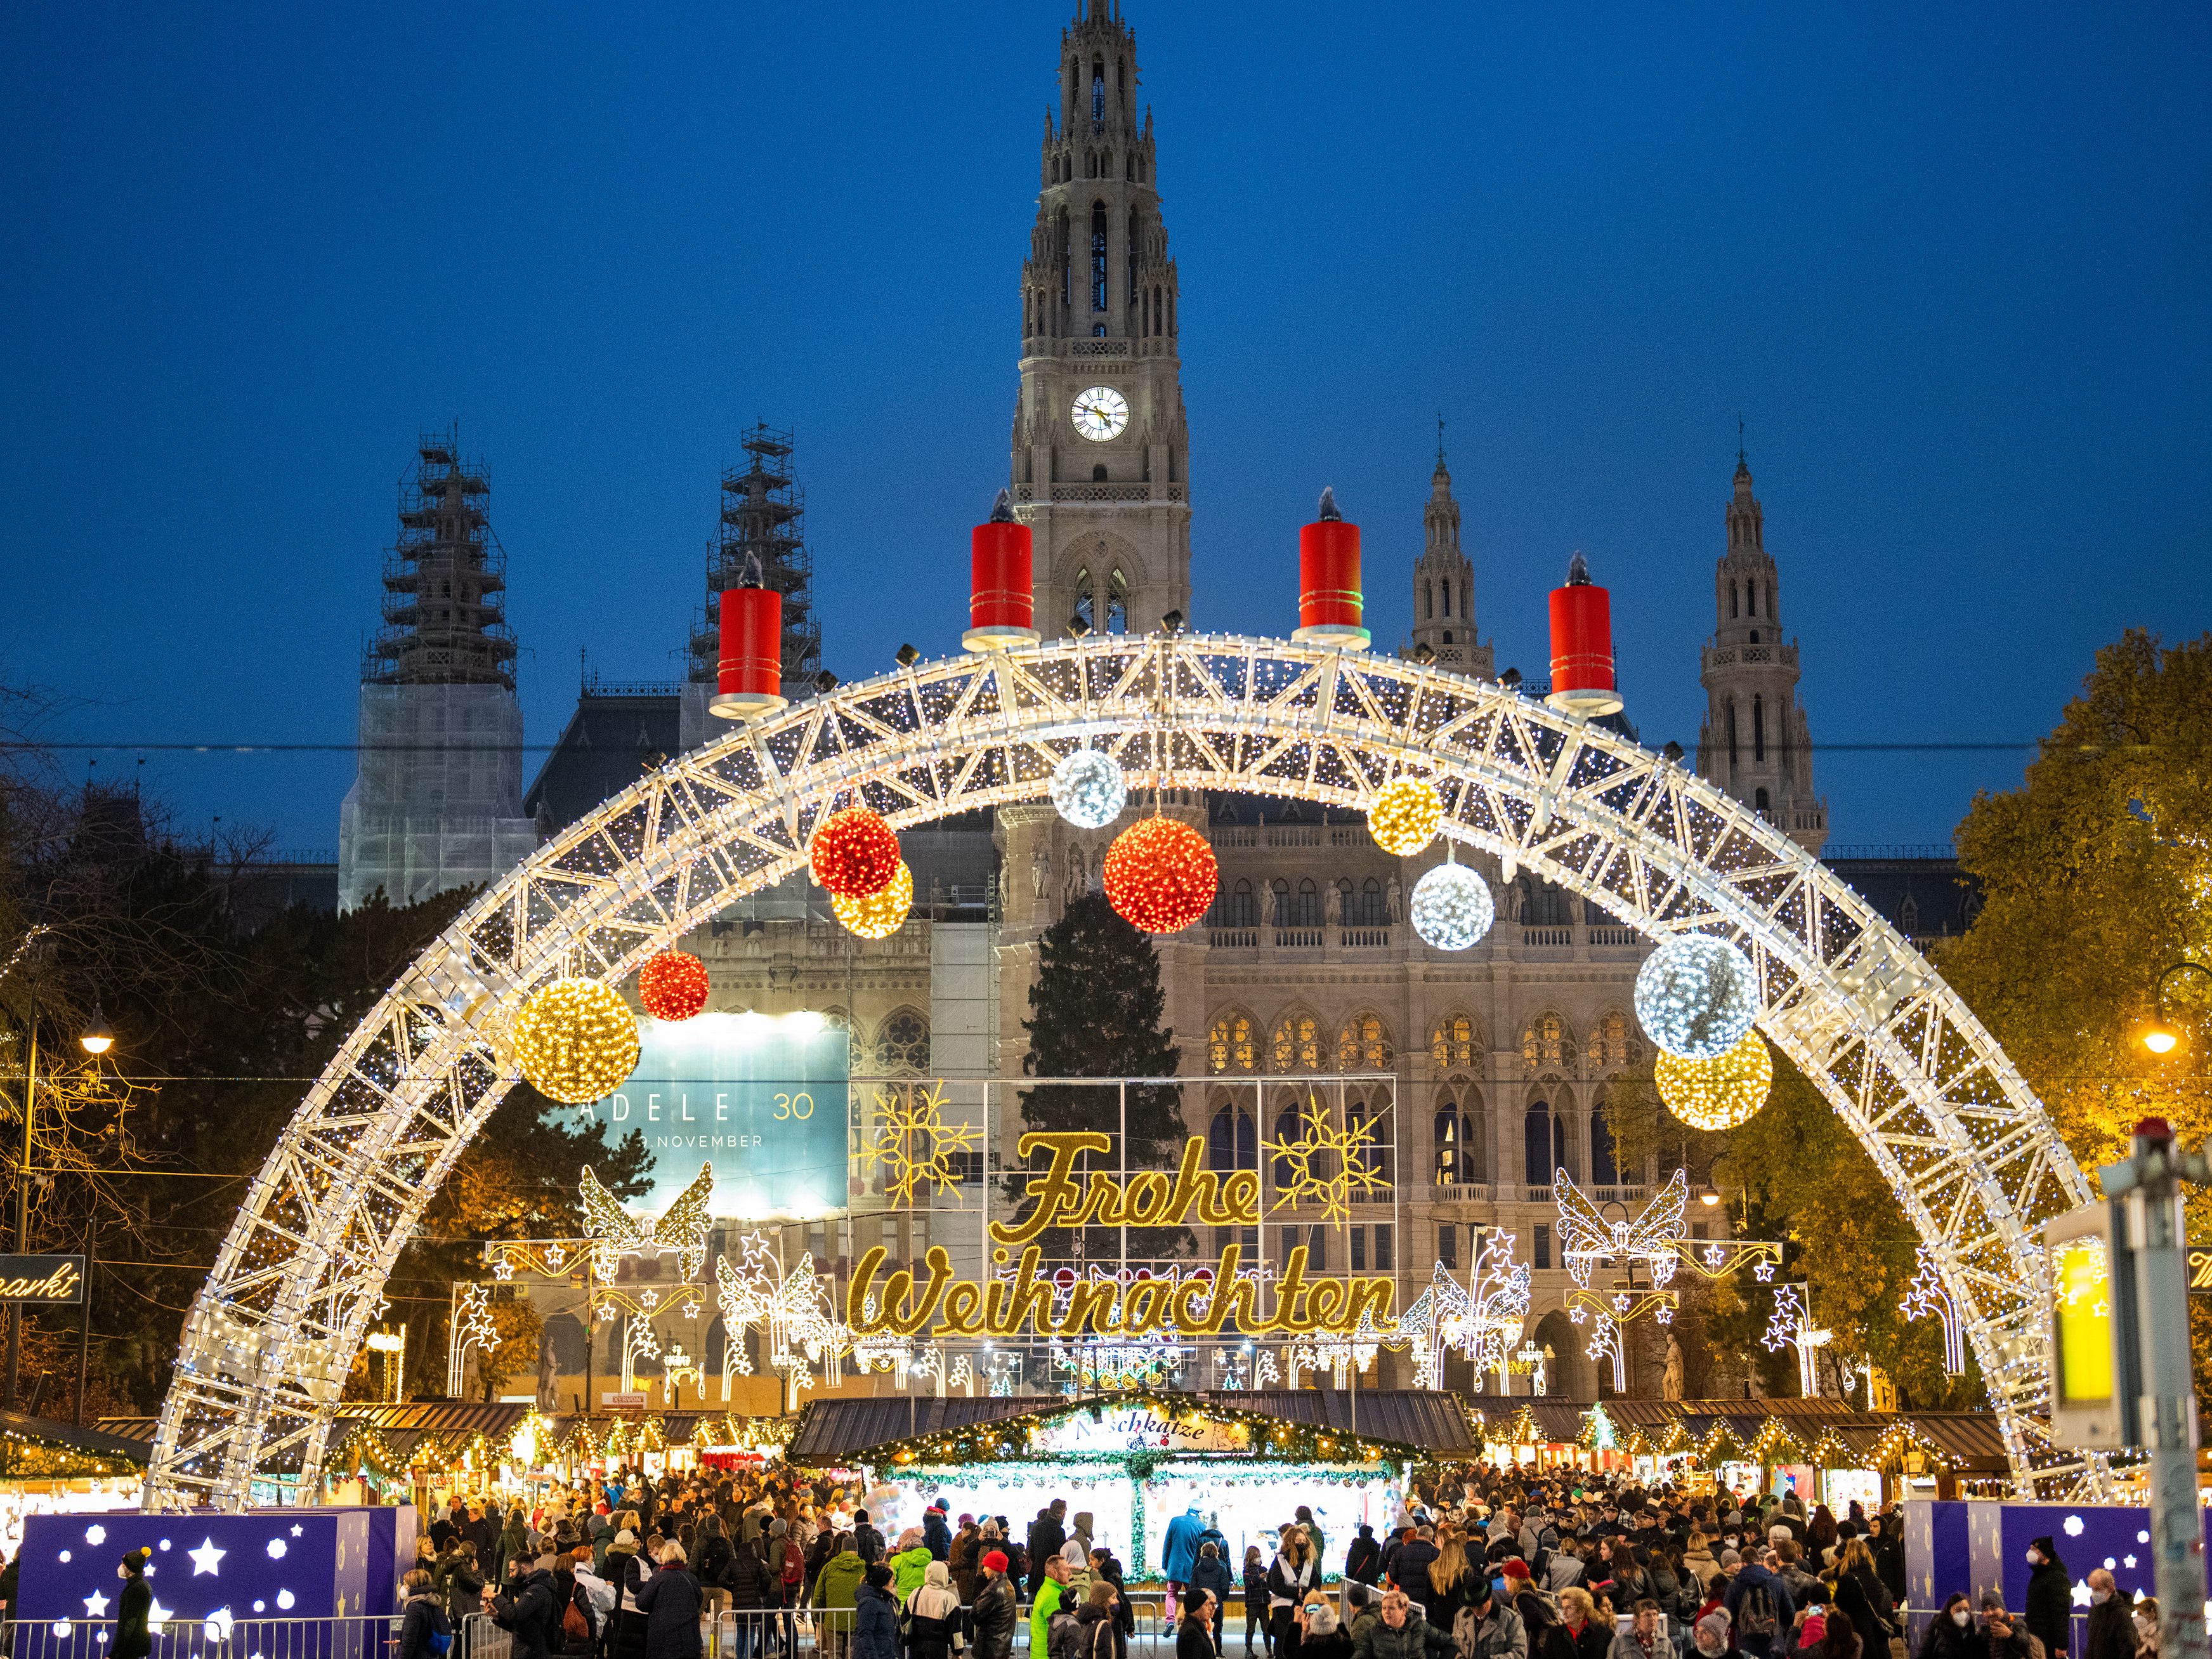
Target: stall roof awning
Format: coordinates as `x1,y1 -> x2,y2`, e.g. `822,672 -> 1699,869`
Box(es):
1481,1398 -> 2013,1472
0,1410 -> 148,1473
787,1389 -> 1479,1466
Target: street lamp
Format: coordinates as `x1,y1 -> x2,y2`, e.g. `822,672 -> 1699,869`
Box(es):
2140,962 -> 2211,1058
78,1007 -> 114,1057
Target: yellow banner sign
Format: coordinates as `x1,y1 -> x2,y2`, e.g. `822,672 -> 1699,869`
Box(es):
846,1132 -> 1396,1340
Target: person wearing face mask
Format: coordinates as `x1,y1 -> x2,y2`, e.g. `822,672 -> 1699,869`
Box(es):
113,1549 -> 154,1659
2083,1571 -> 2134,1659
2022,1540 -> 2071,1659
1915,1596 -> 1975,1659
2130,1598 -> 2158,1659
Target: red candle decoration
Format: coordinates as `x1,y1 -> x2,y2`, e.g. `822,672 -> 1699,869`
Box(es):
1103,816 -> 1219,934
1292,487 -> 1370,649
638,950 -> 712,1022
708,584 -> 786,719
1546,552 -> 1623,716
964,489 -> 1039,652
809,806 -> 903,900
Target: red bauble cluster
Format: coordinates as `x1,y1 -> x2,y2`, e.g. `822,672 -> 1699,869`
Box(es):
1103,816 -> 1219,934
638,950 -> 711,1022
809,807 -> 903,900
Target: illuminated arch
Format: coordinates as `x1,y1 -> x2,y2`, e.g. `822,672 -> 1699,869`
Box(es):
147,633 -> 2100,1506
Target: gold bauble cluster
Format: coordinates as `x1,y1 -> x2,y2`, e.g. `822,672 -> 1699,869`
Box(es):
514,978 -> 641,1105
834,862 -> 914,940
1367,777 -> 1443,856
1654,1029 -> 1773,1131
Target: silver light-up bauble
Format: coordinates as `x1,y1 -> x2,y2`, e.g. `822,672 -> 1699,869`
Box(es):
1410,862 -> 1495,952
1049,748 -> 1127,830
1634,934 -> 1759,1059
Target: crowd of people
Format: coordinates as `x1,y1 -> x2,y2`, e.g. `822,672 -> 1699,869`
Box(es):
388,1464 -> 2160,1659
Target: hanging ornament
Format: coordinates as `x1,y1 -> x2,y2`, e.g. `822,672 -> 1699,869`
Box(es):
1366,777 -> 1443,856
1049,749 -> 1128,830
1635,934 -> 1760,1059
833,862 -> 915,940
1655,1030 -> 1772,1131
514,978 -> 641,1105
1410,858 -> 1494,951
1103,817 -> 1218,934
809,807 -> 902,900
637,950 -> 711,1022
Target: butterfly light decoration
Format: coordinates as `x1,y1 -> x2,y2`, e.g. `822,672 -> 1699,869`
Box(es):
1553,1167 -> 1687,1289
580,1164 -> 716,1284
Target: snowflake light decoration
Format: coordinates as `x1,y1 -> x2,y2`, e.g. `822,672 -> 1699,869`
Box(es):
1049,749 -> 1127,830
580,1163 -> 716,1283
867,1082 -> 984,1205
1635,934 -> 1760,1059
1410,858 -> 1495,951
1263,1096 -> 1391,1222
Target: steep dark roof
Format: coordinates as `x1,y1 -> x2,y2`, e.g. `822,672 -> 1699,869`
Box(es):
524,686 -> 684,834
1823,853 -> 1981,946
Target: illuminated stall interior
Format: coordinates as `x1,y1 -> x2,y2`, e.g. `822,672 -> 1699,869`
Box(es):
785,1389 -> 1481,1582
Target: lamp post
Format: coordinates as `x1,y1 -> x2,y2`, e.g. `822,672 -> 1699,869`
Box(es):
2140,962 -> 2212,1056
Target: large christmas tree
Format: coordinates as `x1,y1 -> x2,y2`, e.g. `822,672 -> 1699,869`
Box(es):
1018,892 -> 1190,1264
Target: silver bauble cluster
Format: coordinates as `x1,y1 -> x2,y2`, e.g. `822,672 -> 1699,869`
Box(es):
1049,748 -> 1127,830
1634,934 -> 1759,1059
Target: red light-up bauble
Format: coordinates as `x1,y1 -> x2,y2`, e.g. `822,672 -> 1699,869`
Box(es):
809,808 -> 902,900
1103,816 -> 1218,934
638,950 -> 711,1021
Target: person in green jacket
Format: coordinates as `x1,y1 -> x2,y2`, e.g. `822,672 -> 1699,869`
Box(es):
1031,1555 -> 1072,1659
889,1529 -> 935,1604
818,1537 -> 869,1612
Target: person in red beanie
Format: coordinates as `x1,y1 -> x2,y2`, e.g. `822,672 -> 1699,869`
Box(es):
975,1552 -> 1018,1659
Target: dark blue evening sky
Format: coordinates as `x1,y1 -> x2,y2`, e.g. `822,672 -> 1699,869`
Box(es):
4,2 -> 2207,853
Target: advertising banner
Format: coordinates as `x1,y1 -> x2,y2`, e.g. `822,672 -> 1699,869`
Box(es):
574,1011 -> 848,1219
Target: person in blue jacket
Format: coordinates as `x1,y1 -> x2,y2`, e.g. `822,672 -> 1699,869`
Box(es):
1162,1505 -> 1207,1622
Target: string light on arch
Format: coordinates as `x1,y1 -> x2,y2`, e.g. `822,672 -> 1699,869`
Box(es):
514,979 -> 640,1105
1103,816 -> 1217,934
1410,855 -> 1493,951
1635,934 -> 1759,1059
1049,749 -> 1127,830
809,807 -> 902,900
1654,1029 -> 1772,1130
1367,777 -> 1443,856
637,951 -> 710,1022
834,861 -> 914,940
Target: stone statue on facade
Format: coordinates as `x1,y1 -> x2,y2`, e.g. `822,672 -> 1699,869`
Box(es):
1064,848 -> 1086,904
1385,876 -> 1402,924
1662,1332 -> 1686,1401
1264,882 -> 1280,928
1031,845 -> 1049,900
1324,881 -> 1342,926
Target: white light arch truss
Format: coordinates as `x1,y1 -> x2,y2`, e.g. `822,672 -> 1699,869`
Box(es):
147,634 -> 2100,1507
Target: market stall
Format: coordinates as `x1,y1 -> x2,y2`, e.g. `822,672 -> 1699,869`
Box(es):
0,1412 -> 145,1561
786,1389 -> 1480,1582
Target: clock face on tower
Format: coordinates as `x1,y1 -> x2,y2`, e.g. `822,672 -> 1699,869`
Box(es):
1070,386 -> 1130,442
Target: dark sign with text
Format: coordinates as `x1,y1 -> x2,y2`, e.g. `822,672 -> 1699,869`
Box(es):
2188,1247 -> 2212,1292
0,1256 -> 84,1303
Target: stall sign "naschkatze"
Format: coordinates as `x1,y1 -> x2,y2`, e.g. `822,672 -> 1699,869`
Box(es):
0,1256 -> 84,1303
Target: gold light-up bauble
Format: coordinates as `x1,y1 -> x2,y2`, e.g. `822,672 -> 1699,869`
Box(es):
1654,1030 -> 1773,1131
1367,777 -> 1444,856
809,807 -> 902,900
637,950 -> 711,1021
1103,816 -> 1219,934
833,861 -> 914,940
514,978 -> 641,1105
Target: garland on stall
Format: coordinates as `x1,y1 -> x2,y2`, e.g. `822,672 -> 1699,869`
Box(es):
1654,1419 -> 1696,1460
1868,1419 -> 1956,1472
1744,1418 -> 1808,1467
1695,1422 -> 1744,1466
858,1387 -> 1427,1471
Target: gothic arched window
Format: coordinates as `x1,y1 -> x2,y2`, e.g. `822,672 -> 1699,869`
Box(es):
1361,877 -> 1384,925
1091,58 -> 1105,122
1590,1099 -> 1620,1186
1523,1100 -> 1555,1186
1337,1011 -> 1391,1072
871,1009 -> 930,1075
1350,1094 -> 1393,1186
1443,580 -> 1453,617
1585,1009 -> 1640,1070
1271,1012 -> 1322,1073
1727,700 -> 1739,767
1207,1103 -> 1255,1170
1072,566 -> 1094,632
1207,1012 -> 1255,1074
1106,568 -> 1129,633
1522,1011 -> 1572,1068
1755,787 -> 1770,811
1431,1012 -> 1479,1069
1435,1103 -> 1477,1185
1753,693 -> 1766,763
1731,580 -> 1739,619
1296,878 -> 1320,926
1126,207 -> 1139,306
1090,202 -> 1108,311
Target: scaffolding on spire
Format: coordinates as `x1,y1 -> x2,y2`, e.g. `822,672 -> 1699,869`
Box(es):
688,424 -> 821,688
365,430 -> 516,688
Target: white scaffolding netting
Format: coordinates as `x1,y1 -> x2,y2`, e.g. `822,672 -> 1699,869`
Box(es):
337,683 -> 539,911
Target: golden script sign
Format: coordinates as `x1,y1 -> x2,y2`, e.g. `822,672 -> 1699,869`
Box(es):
0,1256 -> 84,1304
846,1132 -> 1396,1340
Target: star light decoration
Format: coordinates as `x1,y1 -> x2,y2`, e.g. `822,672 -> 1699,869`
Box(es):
1634,934 -> 1760,1060
833,861 -> 913,940
1289,1308 -> 1389,1387
716,1233 -> 841,1407
1762,1281 -> 1832,1395
580,1164 -> 716,1283
1049,748 -> 1128,830
1410,858 -> 1495,952
1654,1029 -> 1773,1131
1899,1245 -> 1966,1375
1584,1309 -> 1628,1394
513,978 -> 641,1105
1366,777 -> 1443,856
1103,815 -> 1218,934
1262,1097 -> 1391,1222
1428,1233 -> 1531,1391
866,1082 -> 983,1205
447,1280 -> 499,1395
